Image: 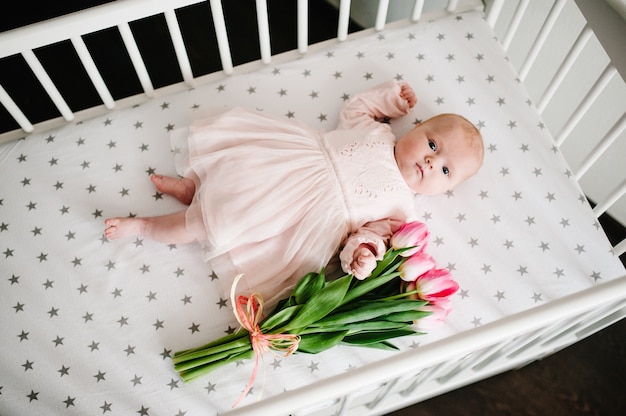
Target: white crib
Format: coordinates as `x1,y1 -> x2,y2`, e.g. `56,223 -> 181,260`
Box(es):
1,1 -> 625,415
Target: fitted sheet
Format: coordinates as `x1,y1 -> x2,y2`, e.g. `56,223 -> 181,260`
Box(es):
1,11 -> 624,415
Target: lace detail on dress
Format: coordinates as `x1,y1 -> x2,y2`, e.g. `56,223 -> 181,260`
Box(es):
337,140 -> 406,199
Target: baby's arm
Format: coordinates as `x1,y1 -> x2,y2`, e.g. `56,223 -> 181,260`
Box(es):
338,80 -> 416,129
339,218 -> 404,279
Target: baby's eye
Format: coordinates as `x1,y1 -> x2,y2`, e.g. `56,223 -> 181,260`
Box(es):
442,167 -> 449,176
428,140 -> 436,151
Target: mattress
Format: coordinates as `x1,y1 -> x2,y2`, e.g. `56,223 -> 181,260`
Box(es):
1,11 -> 623,415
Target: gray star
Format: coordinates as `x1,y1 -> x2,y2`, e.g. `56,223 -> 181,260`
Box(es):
308,361 -> 319,372
9,274 -> 19,284
309,91 -> 319,99
446,53 -> 455,61
137,406 -> 149,416
525,216 -> 535,226
425,74 -> 435,83
574,244 -> 586,254
553,268 -> 565,278
83,312 -> 94,323
500,167 -> 510,176
216,84 -> 226,92
43,279 -> 54,289
63,396 -> 76,408
106,261 -> 116,270
101,401 -> 112,413
494,291 -> 505,301
471,317 -> 482,327
437,33 -> 445,41
161,102 -> 170,110
456,213 -> 466,222
14,302 -> 25,313
119,188 -> 130,197
58,365 -> 70,377
111,288 -> 123,298
435,97 -> 445,105
491,215 -> 501,224
88,340 -> 99,351
131,375 -> 143,387
94,370 -> 106,382
153,319 -> 164,330
53,335 -> 64,347
60,206 -> 70,215
103,119 -> 112,126
189,323 -> 200,333
72,257 -> 82,267
512,191 -> 522,200
167,378 -> 180,390
531,292 -> 543,303
486,75 -> 495,83
538,241 -> 550,252
174,267 -> 185,277
118,316 -> 129,327
503,240 -> 514,250
27,390 -> 39,402
278,88 -> 287,96
590,271 -> 602,281
545,192 -> 555,202
125,345 -> 136,356
481,264 -> 492,274
508,120 -> 517,129
363,72 -> 373,80
140,264 -> 150,273
270,358 -> 282,369
77,284 -> 88,294
497,97 -> 506,106
54,181 -> 63,190
81,161 -> 90,169
468,238 -> 479,248
517,265 -> 528,275
433,236 -> 444,246
18,330 -> 29,341
146,291 -> 157,302
456,75 -> 465,83
459,289 -> 470,299
532,168 -> 542,176
560,218 -> 570,228
161,348 -> 172,360
205,382 -> 216,393
318,113 -> 327,122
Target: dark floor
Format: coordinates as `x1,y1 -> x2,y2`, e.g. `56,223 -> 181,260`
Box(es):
3,2 -> 626,415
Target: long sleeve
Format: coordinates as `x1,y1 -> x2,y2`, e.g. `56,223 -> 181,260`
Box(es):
337,80 -> 412,130
339,218 -> 404,275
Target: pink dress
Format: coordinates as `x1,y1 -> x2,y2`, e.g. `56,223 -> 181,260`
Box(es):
171,81 -> 417,305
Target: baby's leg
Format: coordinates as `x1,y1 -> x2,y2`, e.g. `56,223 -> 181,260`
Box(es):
151,174 -> 195,205
104,210 -> 195,244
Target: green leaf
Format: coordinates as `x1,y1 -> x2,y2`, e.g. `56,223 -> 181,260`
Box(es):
260,304 -> 302,332
179,349 -> 254,382
174,344 -> 252,372
300,320 -> 411,334
282,275 -> 352,332
290,271 -> 325,305
342,328 -> 417,345
341,271 -> 401,306
314,299 -> 427,327
173,334 -> 251,363
382,310 -> 432,323
297,330 -> 349,354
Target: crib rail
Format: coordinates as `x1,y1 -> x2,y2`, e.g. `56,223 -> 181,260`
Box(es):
223,274 -> 626,415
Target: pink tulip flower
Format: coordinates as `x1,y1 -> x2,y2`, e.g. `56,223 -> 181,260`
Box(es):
413,268 -> 459,302
398,252 -> 436,282
390,221 -> 429,257
412,300 -> 452,330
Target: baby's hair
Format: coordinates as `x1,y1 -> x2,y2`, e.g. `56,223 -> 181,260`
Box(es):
427,113 -> 484,166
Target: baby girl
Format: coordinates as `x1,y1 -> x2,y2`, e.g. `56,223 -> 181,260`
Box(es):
105,80 -> 483,304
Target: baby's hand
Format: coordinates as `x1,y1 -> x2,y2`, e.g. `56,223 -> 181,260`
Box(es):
400,83 -> 417,108
350,244 -> 377,280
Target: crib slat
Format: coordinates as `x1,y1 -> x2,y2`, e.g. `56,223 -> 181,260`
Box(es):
446,0 -> 459,12
118,22 -> 155,97
297,0 -> 308,53
501,0 -> 529,52
592,178 -> 626,219
576,113 -> 626,180
375,0 -> 389,31
411,0 -> 425,22
256,0 -> 272,64
519,0 -> 567,82
0,84 -> 33,133
555,63 -> 617,146
337,0 -> 352,41
537,25 -> 592,113
70,36 -> 115,110
21,49 -> 74,122
209,0 -> 234,75
486,0 -> 504,28
164,8 -> 195,86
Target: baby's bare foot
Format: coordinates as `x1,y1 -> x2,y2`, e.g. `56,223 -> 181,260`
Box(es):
151,174 -> 195,205
104,217 -> 144,240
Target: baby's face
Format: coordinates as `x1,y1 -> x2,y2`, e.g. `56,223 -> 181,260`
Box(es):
394,116 -> 481,195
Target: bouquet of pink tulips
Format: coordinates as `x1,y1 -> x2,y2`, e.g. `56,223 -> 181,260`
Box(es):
173,221 -> 458,405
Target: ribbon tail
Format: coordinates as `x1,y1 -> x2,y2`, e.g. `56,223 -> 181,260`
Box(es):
232,343 -> 261,408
